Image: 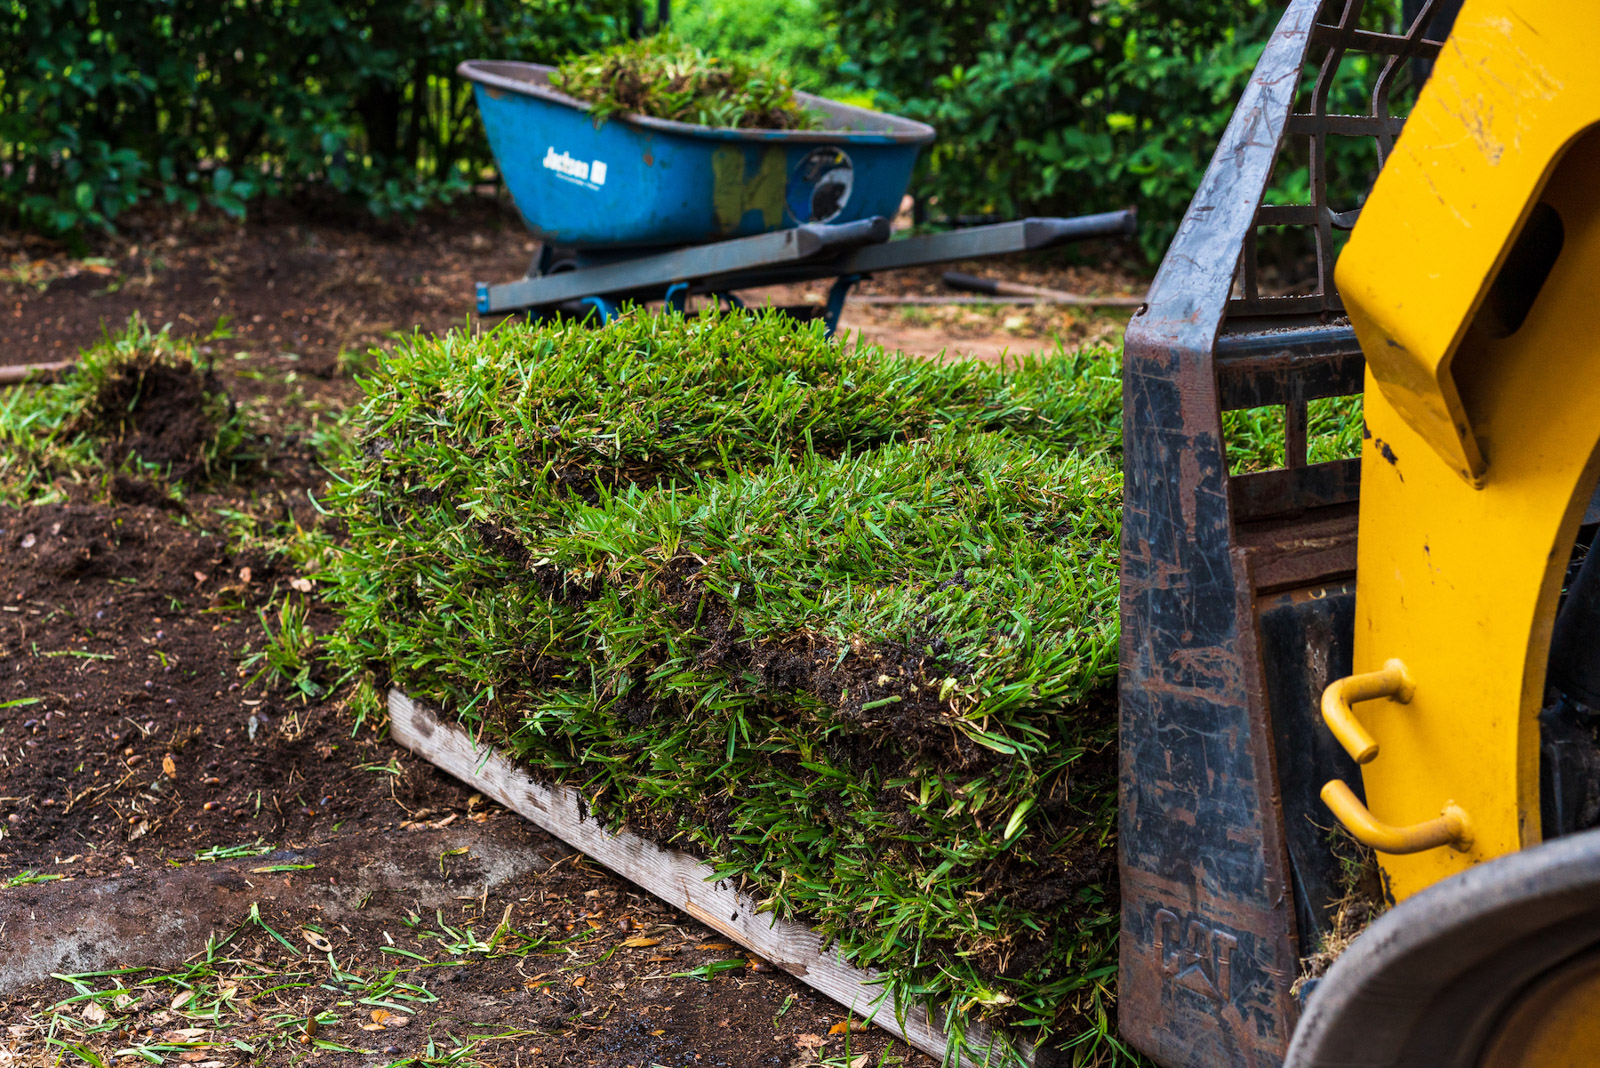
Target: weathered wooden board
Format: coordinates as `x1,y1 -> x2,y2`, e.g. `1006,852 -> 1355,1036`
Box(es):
388,689 -> 1034,1068
0,359 -> 73,386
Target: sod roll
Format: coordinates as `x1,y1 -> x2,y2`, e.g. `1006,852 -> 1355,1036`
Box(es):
328,310 -> 1136,1062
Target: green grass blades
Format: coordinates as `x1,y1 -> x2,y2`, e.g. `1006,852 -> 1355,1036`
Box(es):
0,314 -> 255,503
1222,393 -> 1364,474
550,33 -> 820,131
324,308 -> 1130,1062
338,309 -> 1117,505
239,593 -> 327,702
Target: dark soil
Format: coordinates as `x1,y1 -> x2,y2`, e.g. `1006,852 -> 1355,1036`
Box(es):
0,500 -> 925,1065
656,556 -> 994,769
1,199 -> 532,374
1,203 -> 940,1067
85,352 -> 227,476
4,819 -> 885,1067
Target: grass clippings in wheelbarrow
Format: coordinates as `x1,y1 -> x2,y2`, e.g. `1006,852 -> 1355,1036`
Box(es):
325,309 -> 1134,1064
551,33 -> 820,131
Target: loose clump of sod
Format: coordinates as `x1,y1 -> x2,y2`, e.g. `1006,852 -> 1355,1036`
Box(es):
326,309 -> 1130,1063
551,34 -> 819,131
0,316 -> 255,504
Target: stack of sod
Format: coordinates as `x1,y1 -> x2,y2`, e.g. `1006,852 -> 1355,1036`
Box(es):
550,34 -> 819,131
327,310 -> 1129,1062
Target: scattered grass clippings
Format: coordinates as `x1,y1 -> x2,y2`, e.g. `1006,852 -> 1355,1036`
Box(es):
550,34 -> 819,131
1294,828 -> 1386,996
9,907 -> 553,1066
193,840 -> 274,863
325,309 -> 1128,1062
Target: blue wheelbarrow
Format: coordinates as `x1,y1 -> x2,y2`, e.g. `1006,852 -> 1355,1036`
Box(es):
461,59 -> 1137,329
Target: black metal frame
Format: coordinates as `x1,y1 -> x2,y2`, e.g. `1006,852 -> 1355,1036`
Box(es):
1117,2 -> 1455,1065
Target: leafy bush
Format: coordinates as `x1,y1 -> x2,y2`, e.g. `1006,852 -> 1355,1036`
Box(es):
551,33 -> 818,130
5,0 -> 1425,257
820,0 -> 1414,260
326,309 -> 1134,1062
0,0 -> 632,236
670,0 -> 850,99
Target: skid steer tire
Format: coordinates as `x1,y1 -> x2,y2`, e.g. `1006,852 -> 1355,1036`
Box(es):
1285,826 -> 1600,1066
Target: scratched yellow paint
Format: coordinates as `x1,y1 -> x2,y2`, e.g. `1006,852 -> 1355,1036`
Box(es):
1337,0 -> 1600,485
1334,0 -> 1600,899
711,146 -> 786,235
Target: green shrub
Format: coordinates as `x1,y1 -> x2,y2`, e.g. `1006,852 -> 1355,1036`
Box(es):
819,0 -> 1414,260
670,0 -> 849,98
327,309 -> 1134,1062
552,33 -> 818,130
7,0 -> 1424,253
0,0 -> 632,236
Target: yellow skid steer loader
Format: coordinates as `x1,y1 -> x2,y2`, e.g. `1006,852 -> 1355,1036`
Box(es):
1118,0 -> 1600,1063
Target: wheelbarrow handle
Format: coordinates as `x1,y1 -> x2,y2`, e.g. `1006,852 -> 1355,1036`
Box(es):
1021,209 -> 1138,249
794,217 -> 893,259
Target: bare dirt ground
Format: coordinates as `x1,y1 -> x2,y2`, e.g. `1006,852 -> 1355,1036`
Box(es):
2,197 -> 1141,371
753,264 -> 1140,365
0,197 -> 1144,1067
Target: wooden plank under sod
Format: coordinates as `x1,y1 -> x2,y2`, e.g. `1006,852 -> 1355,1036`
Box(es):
389,689 -> 1035,1068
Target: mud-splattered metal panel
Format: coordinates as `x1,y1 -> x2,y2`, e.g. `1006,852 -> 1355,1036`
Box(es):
1118,2 -> 1456,1066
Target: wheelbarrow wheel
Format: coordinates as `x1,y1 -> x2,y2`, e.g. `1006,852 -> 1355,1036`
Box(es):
527,245 -> 579,279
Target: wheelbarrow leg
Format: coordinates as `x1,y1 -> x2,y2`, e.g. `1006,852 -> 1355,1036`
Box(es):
527,245 -> 551,279
824,274 -> 863,337
579,296 -> 616,324
668,289 -> 745,316
664,283 -> 690,315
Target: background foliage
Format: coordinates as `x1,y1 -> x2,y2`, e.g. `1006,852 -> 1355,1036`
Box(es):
0,0 -> 630,236
5,0 -> 1417,262
803,0 -> 1413,259
810,0 -> 1279,257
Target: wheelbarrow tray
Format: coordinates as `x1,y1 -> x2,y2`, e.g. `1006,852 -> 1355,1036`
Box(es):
460,60 -> 934,251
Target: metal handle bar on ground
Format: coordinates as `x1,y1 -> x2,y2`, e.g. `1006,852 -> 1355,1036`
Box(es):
691,211 -> 1137,296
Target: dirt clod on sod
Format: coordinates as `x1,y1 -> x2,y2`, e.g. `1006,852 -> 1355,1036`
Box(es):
81,341 -> 227,474
327,310 -> 1126,1061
